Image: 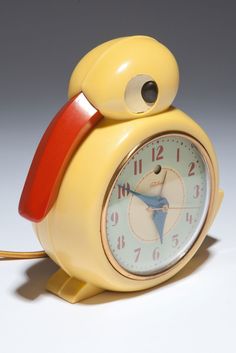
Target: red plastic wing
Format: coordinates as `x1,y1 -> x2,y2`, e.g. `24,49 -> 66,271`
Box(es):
19,93 -> 103,222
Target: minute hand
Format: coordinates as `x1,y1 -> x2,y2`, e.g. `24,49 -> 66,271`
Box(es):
125,188 -> 168,209
160,170 -> 167,196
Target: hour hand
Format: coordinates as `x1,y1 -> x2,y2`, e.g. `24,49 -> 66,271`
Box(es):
152,210 -> 167,244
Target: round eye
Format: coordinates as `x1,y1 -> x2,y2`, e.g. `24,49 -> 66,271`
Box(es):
141,81 -> 158,103
125,74 -> 158,114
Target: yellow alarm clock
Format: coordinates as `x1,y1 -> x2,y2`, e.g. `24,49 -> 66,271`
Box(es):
16,35 -> 223,303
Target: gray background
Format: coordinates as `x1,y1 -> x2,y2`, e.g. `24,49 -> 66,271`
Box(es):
0,1 -> 235,352
0,0 -> 235,249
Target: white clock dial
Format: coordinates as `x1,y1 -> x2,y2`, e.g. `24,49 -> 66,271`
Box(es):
103,134 -> 211,277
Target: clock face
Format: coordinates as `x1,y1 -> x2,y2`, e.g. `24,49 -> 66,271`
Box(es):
102,134 -> 212,277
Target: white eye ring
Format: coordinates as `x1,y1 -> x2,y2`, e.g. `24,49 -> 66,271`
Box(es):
124,74 -> 157,113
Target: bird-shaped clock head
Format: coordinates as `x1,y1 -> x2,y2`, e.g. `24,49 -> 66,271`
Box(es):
68,35 -> 179,119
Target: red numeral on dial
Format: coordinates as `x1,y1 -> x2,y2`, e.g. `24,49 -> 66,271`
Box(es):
118,183 -> 130,199
172,234 -> 179,248
134,159 -> 142,175
152,145 -> 164,161
188,162 -> 195,176
193,185 -> 200,199
111,212 -> 119,226
186,212 -> 193,224
152,247 -> 160,261
134,248 -> 141,262
117,236 -> 125,250
177,148 -> 180,162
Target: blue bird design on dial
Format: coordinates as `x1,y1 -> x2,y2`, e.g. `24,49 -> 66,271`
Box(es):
121,187 -> 169,244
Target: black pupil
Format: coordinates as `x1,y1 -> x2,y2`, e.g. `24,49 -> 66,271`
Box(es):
154,164 -> 162,175
141,81 -> 158,104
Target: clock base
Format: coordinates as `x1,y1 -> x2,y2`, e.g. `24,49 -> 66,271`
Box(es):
47,268 -> 104,303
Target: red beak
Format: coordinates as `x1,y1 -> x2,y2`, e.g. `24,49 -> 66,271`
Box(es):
19,93 -> 103,222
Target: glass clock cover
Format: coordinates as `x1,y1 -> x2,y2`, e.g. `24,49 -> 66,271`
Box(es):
103,134 -> 211,277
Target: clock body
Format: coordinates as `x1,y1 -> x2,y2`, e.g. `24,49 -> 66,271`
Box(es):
34,107 -> 223,293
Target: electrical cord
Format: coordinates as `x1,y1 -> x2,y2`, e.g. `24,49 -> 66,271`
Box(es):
0,250 -> 47,259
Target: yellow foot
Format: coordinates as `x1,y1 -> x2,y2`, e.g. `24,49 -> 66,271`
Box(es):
47,268 -> 104,303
